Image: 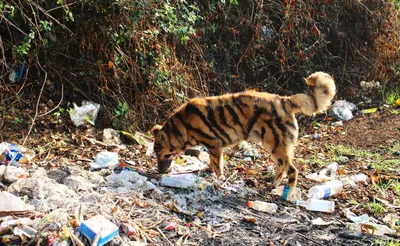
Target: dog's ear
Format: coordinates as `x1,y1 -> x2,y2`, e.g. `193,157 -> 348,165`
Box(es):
151,125 -> 162,136
305,76 -> 316,86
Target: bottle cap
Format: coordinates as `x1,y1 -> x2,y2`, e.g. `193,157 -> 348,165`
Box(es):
247,201 -> 254,207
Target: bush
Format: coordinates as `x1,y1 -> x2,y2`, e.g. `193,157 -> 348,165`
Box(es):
0,0 -> 399,131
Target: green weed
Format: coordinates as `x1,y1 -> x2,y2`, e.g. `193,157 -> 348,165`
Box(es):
366,202 -> 385,215
112,102 -> 130,128
381,85 -> 400,105
389,180 -> 400,194
329,145 -> 381,159
296,153 -> 329,167
371,159 -> 400,171
373,239 -> 400,246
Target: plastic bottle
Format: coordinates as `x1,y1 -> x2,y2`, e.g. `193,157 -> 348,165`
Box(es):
294,199 -> 335,213
307,179 -> 343,199
247,200 -> 277,213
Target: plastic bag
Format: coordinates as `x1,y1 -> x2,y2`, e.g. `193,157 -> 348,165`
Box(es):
90,151 -> 119,170
328,100 -> 357,121
69,101 -> 100,126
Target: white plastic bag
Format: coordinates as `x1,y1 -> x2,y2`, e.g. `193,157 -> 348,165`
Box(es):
328,100 -> 357,121
70,101 -> 100,126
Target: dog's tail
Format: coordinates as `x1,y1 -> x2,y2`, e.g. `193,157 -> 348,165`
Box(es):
289,71 -> 336,116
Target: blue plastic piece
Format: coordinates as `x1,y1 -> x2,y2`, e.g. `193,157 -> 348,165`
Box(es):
78,215 -> 119,246
282,185 -> 291,201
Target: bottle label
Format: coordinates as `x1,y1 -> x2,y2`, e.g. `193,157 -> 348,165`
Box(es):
323,187 -> 331,198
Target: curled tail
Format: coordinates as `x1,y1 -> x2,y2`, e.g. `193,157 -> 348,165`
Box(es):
290,71 -> 336,116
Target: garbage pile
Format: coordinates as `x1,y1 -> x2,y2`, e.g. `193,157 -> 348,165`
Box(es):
1,101 -> 399,245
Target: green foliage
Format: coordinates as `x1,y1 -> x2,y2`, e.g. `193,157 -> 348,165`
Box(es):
13,30 -> 35,60
0,2 -> 15,17
381,86 -> 400,105
114,102 -> 129,119
155,1 -> 200,43
53,104 -> 73,124
112,102 -> 129,128
1,0 -> 400,131
14,117 -> 22,124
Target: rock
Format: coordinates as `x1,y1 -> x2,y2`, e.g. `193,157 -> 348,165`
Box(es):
31,167 -> 47,178
47,168 -> 69,183
3,166 -> 27,183
79,192 -> 103,203
106,171 -> 149,191
339,156 -> 349,164
64,175 -> 94,191
103,128 -> 120,145
8,176 -> 77,210
87,171 -> 105,185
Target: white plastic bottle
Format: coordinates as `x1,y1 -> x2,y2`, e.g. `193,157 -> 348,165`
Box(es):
247,200 -> 277,213
307,180 -> 343,199
294,199 -> 335,213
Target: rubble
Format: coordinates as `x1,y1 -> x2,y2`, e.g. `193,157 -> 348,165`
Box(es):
1,104 -> 399,245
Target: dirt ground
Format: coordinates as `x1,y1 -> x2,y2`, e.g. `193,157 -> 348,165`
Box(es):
0,103 -> 399,246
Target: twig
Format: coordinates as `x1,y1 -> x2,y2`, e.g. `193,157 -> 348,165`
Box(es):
296,232 -> 324,246
82,136 -> 108,147
145,219 -> 164,230
0,12 -> 28,35
0,210 -> 34,217
69,232 -> 85,246
221,170 -> 238,188
12,57 -> 47,164
37,83 -> 64,117
139,229 -> 147,244
91,229 -> 102,246
176,231 -> 190,246
156,227 -> 174,246
126,204 -> 136,219
191,222 -> 217,236
47,1 -> 78,12
29,1 -> 74,34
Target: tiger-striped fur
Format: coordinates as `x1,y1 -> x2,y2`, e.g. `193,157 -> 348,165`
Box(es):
151,71 -> 336,191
